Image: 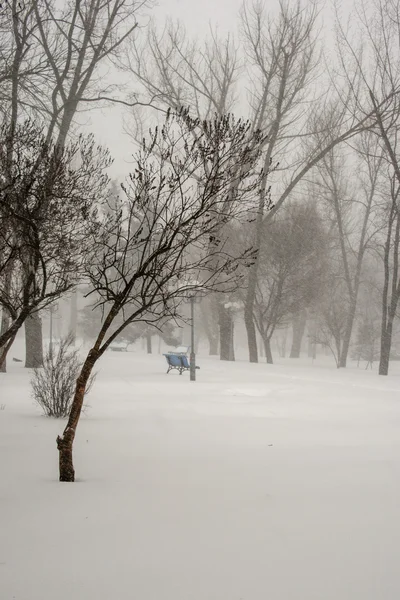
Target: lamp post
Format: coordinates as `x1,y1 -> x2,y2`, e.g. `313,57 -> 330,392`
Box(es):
49,303 -> 58,358
171,279 -> 205,382
188,287 -> 205,382
190,296 -> 196,381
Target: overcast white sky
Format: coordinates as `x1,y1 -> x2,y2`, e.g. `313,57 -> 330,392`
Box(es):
155,0 -> 246,33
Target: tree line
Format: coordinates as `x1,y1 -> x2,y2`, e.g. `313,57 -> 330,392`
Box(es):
127,0 -> 400,373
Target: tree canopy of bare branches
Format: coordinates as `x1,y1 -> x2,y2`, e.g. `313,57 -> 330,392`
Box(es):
0,121 -> 111,368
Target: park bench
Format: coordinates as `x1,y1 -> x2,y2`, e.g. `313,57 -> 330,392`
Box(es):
163,352 -> 200,375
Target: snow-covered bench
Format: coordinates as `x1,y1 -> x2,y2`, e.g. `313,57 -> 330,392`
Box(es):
163,352 -> 200,375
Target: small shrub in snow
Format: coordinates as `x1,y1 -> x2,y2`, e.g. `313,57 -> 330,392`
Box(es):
0,404 -> 5,411
31,335 -> 93,418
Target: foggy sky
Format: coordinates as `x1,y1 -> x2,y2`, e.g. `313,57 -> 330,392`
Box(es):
90,0 -> 346,182
90,0 -> 255,181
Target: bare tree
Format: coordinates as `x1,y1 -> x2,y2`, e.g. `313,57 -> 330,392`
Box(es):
334,0 -> 400,373
128,19 -> 240,119
378,174 -> 400,374
249,201 -> 326,363
0,121 -> 111,369
56,110 -> 264,482
240,0 -> 323,362
313,133 -> 383,367
0,0 -> 52,369
0,0 -> 154,368
240,0 -> 388,363
313,279 -> 349,368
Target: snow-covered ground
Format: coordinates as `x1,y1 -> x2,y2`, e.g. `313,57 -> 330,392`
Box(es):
1,348 -> 400,600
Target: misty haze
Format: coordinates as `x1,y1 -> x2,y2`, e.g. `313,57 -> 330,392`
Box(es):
1,0 -> 400,599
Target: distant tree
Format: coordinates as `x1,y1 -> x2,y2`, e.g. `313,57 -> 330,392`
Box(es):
312,279 -> 349,368
354,313 -> 380,368
250,202 -> 327,364
334,0 -> 400,374
377,174 -> 400,375
79,301 -> 180,349
314,132 -> 383,367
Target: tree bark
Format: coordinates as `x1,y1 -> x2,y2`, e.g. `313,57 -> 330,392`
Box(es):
264,337 -> 273,364
0,331 -> 17,372
259,335 -> 264,358
25,313 -> 43,368
57,352 -> 96,482
244,297 -> 258,363
0,307 -> 32,370
0,310 -> 10,372
379,321 -> 393,376
290,309 -> 307,358
56,427 -> 76,483
218,303 -> 235,361
146,333 -> 152,354
338,301 -> 357,368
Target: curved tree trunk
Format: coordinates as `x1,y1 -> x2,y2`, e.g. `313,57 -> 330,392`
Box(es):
290,309 -> 307,358
25,313 -> 43,368
0,307 -> 32,370
0,331 -> 17,372
57,352 -> 97,482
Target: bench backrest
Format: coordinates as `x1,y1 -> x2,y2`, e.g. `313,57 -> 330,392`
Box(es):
180,355 -> 190,368
164,353 -> 182,367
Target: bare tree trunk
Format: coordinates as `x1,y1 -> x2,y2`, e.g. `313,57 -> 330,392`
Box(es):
338,301 -> 357,368
244,286 -> 258,363
259,335 -> 264,358
218,303 -> 235,361
0,310 -> 10,372
379,321 -> 393,376
25,313 -> 43,368
290,309 -> 307,358
0,307 -> 32,370
264,337 -> 273,364
200,296 -> 219,355
57,352 -> 96,482
0,331 -> 17,372
146,334 -> 152,354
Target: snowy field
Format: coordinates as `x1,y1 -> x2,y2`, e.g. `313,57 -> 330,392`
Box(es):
1,348 -> 400,600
